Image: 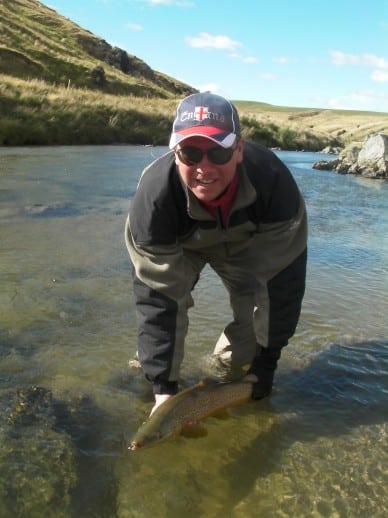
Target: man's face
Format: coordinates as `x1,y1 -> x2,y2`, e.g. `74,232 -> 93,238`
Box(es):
174,136 -> 244,202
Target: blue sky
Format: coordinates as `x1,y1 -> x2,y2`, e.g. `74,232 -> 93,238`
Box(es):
46,0 -> 388,113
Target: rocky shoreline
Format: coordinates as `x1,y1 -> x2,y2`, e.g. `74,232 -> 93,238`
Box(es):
313,133 -> 388,180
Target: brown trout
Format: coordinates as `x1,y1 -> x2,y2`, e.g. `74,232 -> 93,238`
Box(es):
129,380 -> 253,450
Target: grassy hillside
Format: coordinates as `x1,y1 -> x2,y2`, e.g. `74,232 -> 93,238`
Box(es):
235,101 -> 388,145
1,0 -> 387,148
0,0 -> 194,98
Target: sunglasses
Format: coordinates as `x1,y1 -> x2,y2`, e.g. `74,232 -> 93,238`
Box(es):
176,144 -> 236,166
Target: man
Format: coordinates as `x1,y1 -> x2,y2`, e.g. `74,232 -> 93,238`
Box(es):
125,92 -> 307,415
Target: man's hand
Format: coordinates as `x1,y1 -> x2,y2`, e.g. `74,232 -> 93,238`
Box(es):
246,345 -> 281,400
244,372 -> 273,400
150,394 -> 172,416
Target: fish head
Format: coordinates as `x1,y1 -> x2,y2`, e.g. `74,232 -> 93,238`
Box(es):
128,422 -> 165,451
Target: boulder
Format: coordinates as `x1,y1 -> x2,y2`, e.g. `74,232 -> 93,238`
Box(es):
90,65 -> 106,86
313,133 -> 388,179
357,133 -> 388,178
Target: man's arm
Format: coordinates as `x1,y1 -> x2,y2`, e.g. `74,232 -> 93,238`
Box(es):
125,215 -> 191,396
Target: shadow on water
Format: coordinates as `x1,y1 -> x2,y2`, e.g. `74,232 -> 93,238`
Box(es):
216,339 -> 388,514
54,394 -> 122,517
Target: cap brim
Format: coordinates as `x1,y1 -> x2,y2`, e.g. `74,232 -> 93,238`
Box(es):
169,129 -> 236,149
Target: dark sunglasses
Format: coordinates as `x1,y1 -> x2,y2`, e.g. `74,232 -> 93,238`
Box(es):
176,144 -> 236,166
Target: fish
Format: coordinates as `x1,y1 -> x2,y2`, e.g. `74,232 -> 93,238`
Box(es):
129,379 -> 253,451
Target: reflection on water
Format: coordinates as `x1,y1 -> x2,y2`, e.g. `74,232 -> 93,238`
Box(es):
0,146 -> 387,517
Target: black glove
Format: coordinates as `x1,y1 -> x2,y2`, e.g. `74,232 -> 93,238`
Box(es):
247,345 -> 281,400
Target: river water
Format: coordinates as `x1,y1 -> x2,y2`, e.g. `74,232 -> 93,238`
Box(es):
0,146 -> 387,517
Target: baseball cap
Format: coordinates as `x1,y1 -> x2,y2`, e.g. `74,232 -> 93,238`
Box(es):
169,92 -> 241,149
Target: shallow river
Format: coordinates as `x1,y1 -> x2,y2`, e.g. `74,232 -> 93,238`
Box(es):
0,146 -> 387,517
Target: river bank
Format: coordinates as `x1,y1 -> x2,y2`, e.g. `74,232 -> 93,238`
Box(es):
2,74 -> 387,150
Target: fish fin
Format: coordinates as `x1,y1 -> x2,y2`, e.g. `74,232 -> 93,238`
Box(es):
197,378 -> 212,386
181,423 -> 208,438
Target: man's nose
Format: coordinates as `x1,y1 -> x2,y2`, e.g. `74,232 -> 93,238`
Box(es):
195,152 -> 212,169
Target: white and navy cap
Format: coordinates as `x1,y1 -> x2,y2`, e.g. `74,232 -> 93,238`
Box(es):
169,92 -> 241,149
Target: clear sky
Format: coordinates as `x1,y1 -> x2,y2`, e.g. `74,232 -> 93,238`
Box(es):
45,0 -> 388,113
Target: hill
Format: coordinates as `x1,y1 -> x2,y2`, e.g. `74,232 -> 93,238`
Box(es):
234,101 -> 388,146
0,0 -> 387,148
0,0 -> 195,98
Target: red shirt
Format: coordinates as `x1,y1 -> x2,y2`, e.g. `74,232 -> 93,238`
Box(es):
199,173 -> 239,227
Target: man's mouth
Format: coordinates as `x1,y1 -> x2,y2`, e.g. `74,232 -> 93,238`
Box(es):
197,178 -> 215,184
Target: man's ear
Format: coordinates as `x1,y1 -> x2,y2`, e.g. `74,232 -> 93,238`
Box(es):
174,150 -> 179,166
236,138 -> 244,163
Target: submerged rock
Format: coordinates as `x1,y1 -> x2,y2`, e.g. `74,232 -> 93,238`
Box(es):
0,386 -> 76,516
23,202 -> 83,217
0,386 -> 120,516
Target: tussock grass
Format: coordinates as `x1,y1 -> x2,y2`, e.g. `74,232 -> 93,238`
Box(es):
1,75 -> 344,149
0,74 -> 180,145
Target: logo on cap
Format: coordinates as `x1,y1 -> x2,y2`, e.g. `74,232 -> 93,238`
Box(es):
181,106 -> 226,124
194,106 -> 208,120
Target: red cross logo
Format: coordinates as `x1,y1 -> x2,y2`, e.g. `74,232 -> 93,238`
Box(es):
194,106 -> 209,120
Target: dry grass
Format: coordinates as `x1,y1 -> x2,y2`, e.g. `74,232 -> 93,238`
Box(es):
1,74 -> 387,147
233,101 -> 388,144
